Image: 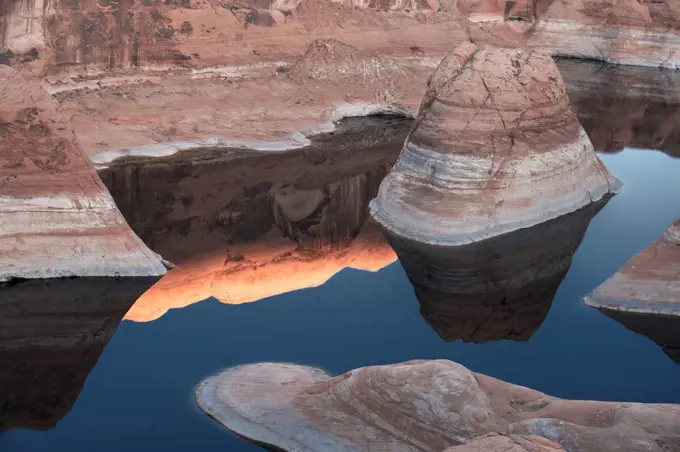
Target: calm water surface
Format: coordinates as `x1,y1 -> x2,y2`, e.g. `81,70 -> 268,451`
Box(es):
2,68 -> 680,451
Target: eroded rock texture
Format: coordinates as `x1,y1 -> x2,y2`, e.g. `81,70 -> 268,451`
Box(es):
0,276 -> 157,431
98,116 -> 407,321
370,43 -> 621,246
0,66 -> 166,281
387,200 -> 608,343
585,218 -> 680,316
527,0 -> 680,68
196,360 -> 680,451
443,433 -> 565,451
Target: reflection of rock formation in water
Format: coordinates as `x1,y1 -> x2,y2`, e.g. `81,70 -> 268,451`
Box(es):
585,218 -> 680,317
558,59 -> 680,157
596,310 -> 680,366
0,277 -> 157,431
386,201 -> 608,343
196,360 -> 680,452
370,44 -> 621,247
98,116 -> 409,321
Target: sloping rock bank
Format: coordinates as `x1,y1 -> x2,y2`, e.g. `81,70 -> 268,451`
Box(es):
387,200 -> 608,343
370,43 -> 621,246
0,66 -> 166,282
585,218 -> 680,316
196,360 -> 680,451
526,0 -> 680,69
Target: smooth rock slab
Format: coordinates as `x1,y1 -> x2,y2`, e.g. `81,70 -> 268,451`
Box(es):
585,217 -> 680,316
370,43 -> 621,246
196,360 -> 680,451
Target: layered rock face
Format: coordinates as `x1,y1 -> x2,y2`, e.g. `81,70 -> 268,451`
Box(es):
370,43 -> 621,246
196,360 -> 680,451
443,434 -> 564,452
387,200 -> 607,343
527,0 -> 680,68
97,116 -> 406,321
0,276 -> 156,431
585,218 -> 680,316
0,67 -> 166,281
558,58 -> 680,157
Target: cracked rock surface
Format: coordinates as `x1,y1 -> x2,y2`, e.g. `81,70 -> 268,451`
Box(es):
370,42 -> 622,246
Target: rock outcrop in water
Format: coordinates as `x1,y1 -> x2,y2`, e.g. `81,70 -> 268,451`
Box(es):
526,0 -> 680,69
370,43 -> 621,246
388,201 -> 608,343
0,67 -> 166,282
585,218 -> 680,316
196,360 -> 680,451
0,276 -> 157,431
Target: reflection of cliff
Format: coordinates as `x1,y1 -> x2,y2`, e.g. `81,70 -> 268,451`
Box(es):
0,277 -> 157,431
558,59 -> 680,157
384,201 -> 609,343
98,117 -> 410,321
597,310 -> 680,366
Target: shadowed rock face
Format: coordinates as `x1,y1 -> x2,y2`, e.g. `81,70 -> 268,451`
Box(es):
0,66 -> 166,282
98,116 -> 408,321
0,276 -> 158,431
196,360 -> 680,451
585,218 -> 680,316
385,200 -> 609,343
370,43 -> 620,247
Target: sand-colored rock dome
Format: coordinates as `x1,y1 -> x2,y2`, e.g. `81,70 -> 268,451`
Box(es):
370,43 -> 621,246
196,359 -> 680,451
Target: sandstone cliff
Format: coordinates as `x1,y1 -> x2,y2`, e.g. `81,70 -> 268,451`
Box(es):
196,360 -> 680,451
370,43 -> 621,246
0,66 -> 166,281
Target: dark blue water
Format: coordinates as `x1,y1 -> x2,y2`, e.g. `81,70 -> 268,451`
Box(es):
1,147 -> 678,451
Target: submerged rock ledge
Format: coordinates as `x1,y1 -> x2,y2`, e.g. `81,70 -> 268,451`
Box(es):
196,360 -> 680,451
370,43 -> 622,246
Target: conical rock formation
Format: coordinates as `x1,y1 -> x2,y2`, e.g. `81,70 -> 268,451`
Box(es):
370,42 -> 621,246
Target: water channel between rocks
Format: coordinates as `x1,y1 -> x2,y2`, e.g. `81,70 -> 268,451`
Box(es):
1,59 -> 679,452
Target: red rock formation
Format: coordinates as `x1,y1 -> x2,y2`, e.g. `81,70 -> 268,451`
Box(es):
527,0 -> 680,68
196,360 -> 680,451
0,66 -> 166,281
585,218 -> 680,316
370,43 -> 621,247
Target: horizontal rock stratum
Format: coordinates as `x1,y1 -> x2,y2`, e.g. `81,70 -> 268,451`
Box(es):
585,217 -> 680,316
370,43 -> 622,246
0,66 -> 166,281
196,360 -> 680,451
